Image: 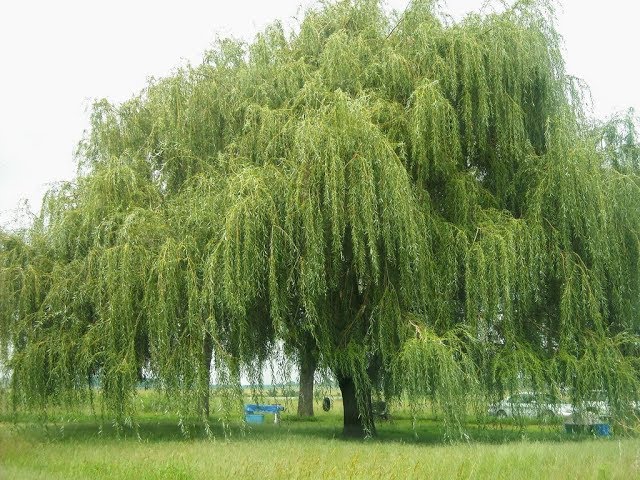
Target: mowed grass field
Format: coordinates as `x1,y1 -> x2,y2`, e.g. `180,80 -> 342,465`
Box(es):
1,391 -> 639,479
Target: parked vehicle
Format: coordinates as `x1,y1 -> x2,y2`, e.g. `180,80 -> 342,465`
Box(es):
574,390 -> 640,418
574,391 -> 610,418
488,392 -> 573,419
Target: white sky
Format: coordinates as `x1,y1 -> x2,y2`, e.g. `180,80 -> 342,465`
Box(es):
1,0 -> 639,227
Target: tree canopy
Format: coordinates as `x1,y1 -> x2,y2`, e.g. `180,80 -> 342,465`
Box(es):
2,0 -> 640,437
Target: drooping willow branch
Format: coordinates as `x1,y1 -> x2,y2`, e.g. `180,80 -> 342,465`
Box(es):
2,0 -> 640,436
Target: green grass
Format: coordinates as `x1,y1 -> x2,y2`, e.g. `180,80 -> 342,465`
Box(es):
1,394 -> 640,479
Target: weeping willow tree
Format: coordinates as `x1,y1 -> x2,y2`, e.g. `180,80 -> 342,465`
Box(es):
2,0 -> 640,438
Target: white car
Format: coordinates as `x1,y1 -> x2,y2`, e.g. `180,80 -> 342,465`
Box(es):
574,390 -> 640,418
574,391 -> 610,417
488,393 -> 573,419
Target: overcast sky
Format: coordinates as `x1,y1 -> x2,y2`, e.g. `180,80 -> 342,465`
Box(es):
1,0 -> 639,227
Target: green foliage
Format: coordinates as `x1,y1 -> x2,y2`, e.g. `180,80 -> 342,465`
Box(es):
3,413 -> 640,480
2,0 -> 640,438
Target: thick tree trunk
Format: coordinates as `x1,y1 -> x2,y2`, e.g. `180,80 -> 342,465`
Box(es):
201,331 -> 214,418
297,346 -> 317,417
337,374 -> 376,437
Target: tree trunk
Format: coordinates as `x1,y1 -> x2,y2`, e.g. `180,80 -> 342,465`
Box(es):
297,345 -> 317,417
337,374 -> 376,437
201,331 -> 214,418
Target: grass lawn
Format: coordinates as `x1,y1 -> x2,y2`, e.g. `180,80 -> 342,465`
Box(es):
1,394 -> 639,479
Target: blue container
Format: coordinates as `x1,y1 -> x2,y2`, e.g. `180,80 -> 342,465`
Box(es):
592,423 -> 611,437
245,414 -> 265,424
